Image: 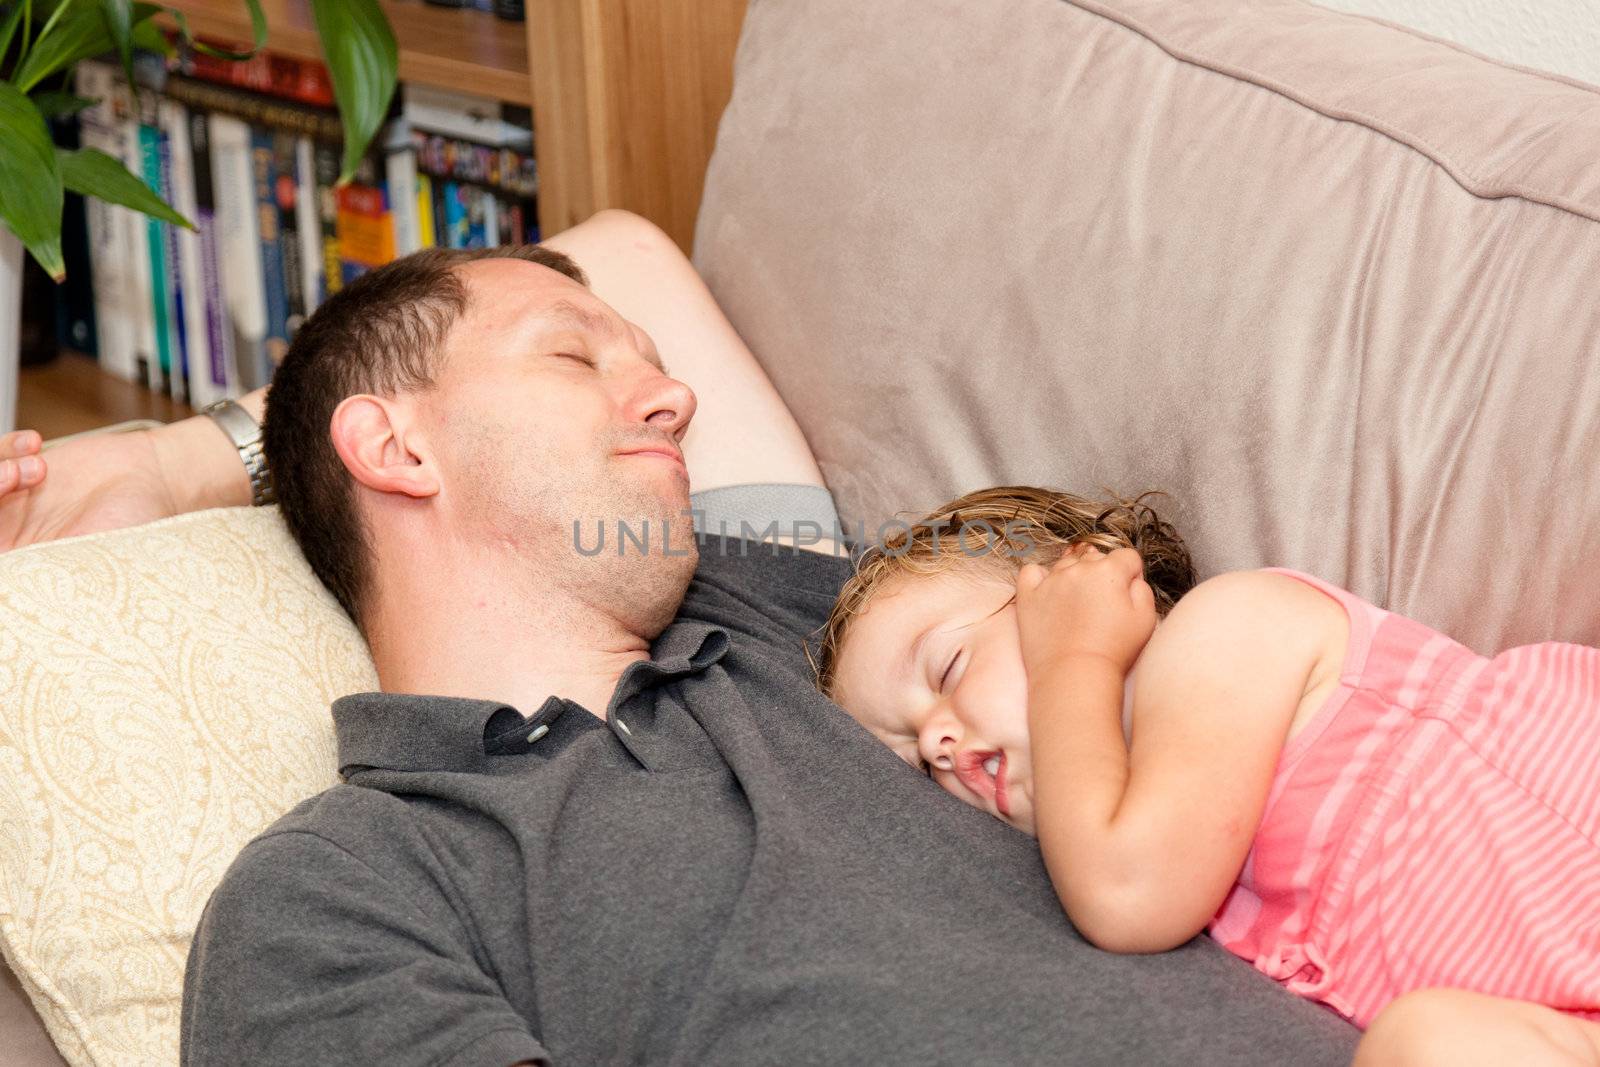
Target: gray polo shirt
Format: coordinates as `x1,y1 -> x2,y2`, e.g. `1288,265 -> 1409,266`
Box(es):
181,532 -> 1358,1066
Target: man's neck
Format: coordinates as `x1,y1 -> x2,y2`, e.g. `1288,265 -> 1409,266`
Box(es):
363,562 -> 655,720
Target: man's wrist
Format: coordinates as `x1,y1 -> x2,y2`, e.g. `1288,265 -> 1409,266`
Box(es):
234,388 -> 267,425
151,414 -> 253,512
201,399 -> 275,506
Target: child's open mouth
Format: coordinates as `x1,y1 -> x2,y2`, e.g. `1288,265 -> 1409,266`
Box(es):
956,750 -> 1012,818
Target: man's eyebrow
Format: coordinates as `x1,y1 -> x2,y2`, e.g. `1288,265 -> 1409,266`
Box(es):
540,298 -> 665,372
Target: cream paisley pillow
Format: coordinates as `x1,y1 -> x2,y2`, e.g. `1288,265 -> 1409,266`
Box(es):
0,507 -> 376,1066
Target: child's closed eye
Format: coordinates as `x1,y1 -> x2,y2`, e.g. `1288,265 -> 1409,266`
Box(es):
939,649 -> 964,693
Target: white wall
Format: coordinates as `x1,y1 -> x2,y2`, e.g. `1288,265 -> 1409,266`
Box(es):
1314,0 -> 1600,86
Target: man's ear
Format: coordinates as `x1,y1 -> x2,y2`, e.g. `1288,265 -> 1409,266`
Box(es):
329,394 -> 440,499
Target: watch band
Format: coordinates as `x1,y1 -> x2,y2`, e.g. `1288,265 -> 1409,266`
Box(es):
202,399 -> 276,507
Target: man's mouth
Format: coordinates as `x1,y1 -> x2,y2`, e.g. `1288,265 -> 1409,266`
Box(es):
617,445 -> 687,472
955,750 -> 1011,818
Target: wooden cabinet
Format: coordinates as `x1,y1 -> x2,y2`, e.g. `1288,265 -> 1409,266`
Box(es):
158,0 -> 749,252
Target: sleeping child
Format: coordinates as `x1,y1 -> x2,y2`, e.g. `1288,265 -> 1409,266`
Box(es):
815,485 -> 1600,1065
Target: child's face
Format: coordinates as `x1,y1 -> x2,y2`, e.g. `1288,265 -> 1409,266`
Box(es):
830,568 -> 1038,834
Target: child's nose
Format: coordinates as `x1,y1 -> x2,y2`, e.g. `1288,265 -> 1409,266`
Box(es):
917,717 -> 961,773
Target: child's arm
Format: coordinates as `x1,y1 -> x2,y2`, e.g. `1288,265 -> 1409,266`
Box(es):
1017,550 -> 1325,954
1356,988 -> 1600,1066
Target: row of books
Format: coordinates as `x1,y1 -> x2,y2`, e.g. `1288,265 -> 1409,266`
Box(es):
72,47 -> 540,405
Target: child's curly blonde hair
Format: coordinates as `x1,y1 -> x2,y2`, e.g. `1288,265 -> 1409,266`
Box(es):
812,486 -> 1196,696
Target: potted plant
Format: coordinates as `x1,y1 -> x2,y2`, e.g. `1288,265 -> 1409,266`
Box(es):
0,0 -> 399,430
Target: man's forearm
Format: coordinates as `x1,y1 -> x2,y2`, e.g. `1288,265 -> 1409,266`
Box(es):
149,387 -> 267,512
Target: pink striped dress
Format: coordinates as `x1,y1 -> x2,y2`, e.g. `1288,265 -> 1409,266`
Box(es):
1207,567 -> 1600,1027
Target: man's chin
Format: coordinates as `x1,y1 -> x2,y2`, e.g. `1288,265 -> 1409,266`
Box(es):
567,487 -> 698,562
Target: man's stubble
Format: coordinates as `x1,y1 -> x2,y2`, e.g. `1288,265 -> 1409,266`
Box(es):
457,429 -> 698,640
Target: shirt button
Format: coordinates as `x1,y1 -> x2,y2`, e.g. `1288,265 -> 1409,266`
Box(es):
526,725 -> 550,744
615,719 -> 633,736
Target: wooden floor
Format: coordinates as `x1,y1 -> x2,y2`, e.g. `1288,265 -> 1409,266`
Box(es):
18,352 -> 194,441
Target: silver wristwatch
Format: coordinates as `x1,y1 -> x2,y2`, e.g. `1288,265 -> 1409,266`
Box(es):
202,399 -> 276,507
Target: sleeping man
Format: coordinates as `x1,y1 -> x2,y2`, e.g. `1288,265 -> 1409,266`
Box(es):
0,211 -> 1365,1065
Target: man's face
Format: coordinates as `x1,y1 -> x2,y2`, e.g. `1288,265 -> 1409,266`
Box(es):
416,258 -> 699,635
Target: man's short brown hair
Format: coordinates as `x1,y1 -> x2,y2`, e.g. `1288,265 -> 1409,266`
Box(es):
261,245 -> 589,631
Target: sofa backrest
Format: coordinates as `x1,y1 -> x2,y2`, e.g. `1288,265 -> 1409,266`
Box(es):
694,0 -> 1600,655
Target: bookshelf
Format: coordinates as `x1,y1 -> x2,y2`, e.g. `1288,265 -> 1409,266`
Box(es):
21,351 -> 193,440
157,0 -> 750,254
156,0 -> 532,107
14,0 -> 752,437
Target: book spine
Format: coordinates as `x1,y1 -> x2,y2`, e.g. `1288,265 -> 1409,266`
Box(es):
163,98 -> 210,407
209,114 -> 266,394
163,74 -> 343,143
136,94 -> 174,394
187,107 -> 234,407
430,172 -> 448,249
474,186 -> 495,249
312,141 -> 343,300
295,136 -> 324,314
178,39 -> 336,109
386,136 -> 422,256
272,129 -> 306,342
411,128 -> 537,199
74,62 -> 138,381
416,172 -> 436,249
443,181 -> 466,249
252,126 -> 290,385
119,84 -> 158,390
402,84 -> 533,148
410,127 -> 538,247
334,155 -> 396,284
498,194 -> 518,246
158,100 -> 192,403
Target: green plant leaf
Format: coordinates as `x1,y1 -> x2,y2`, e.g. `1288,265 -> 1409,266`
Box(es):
59,146 -> 192,229
0,82 -> 66,279
13,1 -> 161,93
168,0 -> 265,61
309,0 -> 397,182
0,3 -> 25,71
97,0 -> 134,83
32,90 -> 96,117
131,15 -> 172,56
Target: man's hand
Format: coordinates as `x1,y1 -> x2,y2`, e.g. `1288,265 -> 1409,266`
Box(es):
1015,544 -> 1157,679
0,427 -> 182,552
0,430 -> 46,497
0,409 -> 260,555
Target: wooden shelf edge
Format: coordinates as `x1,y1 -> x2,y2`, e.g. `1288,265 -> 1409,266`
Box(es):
156,0 -> 532,107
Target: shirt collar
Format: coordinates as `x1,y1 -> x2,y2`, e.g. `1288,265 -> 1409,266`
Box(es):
332,621 -> 729,777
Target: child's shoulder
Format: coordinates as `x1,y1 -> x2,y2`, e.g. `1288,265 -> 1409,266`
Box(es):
1150,568 -> 1347,666
1179,568 -> 1346,614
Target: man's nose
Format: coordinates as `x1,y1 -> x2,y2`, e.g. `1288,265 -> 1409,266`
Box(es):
630,372 -> 697,440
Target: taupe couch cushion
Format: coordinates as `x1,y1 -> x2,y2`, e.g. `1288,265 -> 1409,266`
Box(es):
1,963 -> 64,1067
694,0 -> 1600,656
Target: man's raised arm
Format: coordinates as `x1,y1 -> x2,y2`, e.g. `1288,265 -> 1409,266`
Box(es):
2,210 -> 832,554
0,392 -> 257,552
